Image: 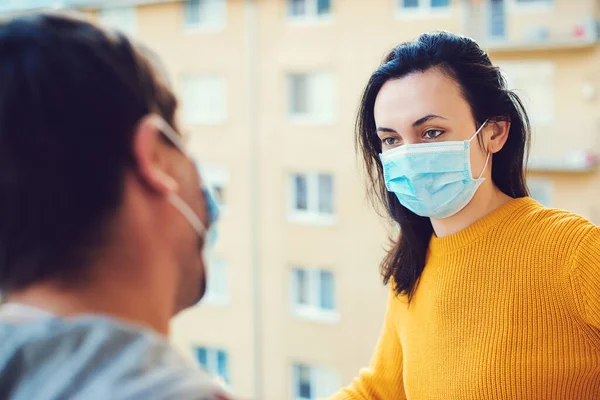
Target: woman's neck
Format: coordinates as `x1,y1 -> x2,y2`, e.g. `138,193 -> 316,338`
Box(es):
431,182 -> 513,238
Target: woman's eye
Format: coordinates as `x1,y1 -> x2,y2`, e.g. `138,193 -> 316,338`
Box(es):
383,137 -> 400,146
424,129 -> 444,140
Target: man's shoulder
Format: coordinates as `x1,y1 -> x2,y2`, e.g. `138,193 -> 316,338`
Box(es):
0,315 -> 229,400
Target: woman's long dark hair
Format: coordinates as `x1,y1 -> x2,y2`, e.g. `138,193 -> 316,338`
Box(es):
357,31 -> 531,300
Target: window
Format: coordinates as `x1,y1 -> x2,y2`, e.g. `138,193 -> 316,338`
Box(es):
515,0 -> 552,4
200,165 -> 228,209
398,0 -> 450,11
201,256 -> 228,305
499,61 -> 554,125
288,73 -> 335,123
528,178 -> 553,207
195,347 -> 230,384
99,6 -> 137,36
181,75 -> 227,125
289,173 -> 335,223
288,0 -> 331,20
183,0 -> 226,30
291,268 -> 337,321
292,364 -> 340,400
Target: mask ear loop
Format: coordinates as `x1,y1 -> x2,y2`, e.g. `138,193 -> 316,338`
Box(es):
469,118 -> 489,142
469,119 -> 491,180
167,192 -> 207,237
149,114 -> 209,238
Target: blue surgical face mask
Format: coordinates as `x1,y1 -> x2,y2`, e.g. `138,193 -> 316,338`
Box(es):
149,115 -> 219,245
379,120 -> 490,220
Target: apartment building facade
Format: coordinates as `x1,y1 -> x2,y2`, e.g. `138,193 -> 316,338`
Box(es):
3,0 -> 599,399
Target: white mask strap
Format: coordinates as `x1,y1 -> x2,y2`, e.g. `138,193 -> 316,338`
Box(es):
150,114 -> 188,155
167,193 -> 206,237
469,119 -> 489,142
477,152 -> 491,180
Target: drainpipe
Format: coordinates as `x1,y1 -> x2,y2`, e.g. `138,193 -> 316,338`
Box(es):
244,0 -> 262,399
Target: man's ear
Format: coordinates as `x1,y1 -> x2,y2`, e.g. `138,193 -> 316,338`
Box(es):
131,115 -> 179,194
488,120 -> 510,154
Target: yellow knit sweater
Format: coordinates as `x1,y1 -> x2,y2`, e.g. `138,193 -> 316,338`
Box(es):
329,197 -> 600,400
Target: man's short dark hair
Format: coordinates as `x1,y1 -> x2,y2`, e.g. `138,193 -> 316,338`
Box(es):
0,12 -> 177,292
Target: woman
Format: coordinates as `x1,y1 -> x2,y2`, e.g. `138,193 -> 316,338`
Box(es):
329,32 -> 600,399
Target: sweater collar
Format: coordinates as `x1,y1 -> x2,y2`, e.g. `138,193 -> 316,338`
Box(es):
428,197 -> 539,256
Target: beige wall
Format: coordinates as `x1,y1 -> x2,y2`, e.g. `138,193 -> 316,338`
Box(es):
86,0 -> 600,399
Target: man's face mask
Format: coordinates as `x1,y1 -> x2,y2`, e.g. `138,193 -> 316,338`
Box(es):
149,114 -> 219,246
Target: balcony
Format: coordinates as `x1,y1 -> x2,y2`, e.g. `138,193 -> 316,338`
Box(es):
528,151 -> 598,173
0,0 -> 175,13
461,0 -> 600,53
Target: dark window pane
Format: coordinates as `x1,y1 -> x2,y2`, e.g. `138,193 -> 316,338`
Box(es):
294,175 -> 308,211
402,0 -> 419,8
213,185 -> 225,206
196,347 -> 208,367
295,364 -> 312,398
317,0 -> 331,15
319,271 -> 335,310
294,269 -> 309,305
317,174 -> 333,214
431,0 -> 449,7
184,0 -> 200,25
289,0 -> 306,16
217,350 -> 230,384
290,74 -> 308,115
489,0 -> 505,38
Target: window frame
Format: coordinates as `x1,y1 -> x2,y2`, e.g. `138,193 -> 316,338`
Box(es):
180,74 -> 227,125
286,0 -> 333,24
200,165 -> 229,212
183,0 -> 227,32
98,5 -> 138,36
508,0 -> 553,13
291,363 -> 340,400
396,0 -> 452,19
195,346 -> 231,385
290,267 -> 339,323
201,256 -> 229,305
288,173 -> 336,225
287,72 -> 336,124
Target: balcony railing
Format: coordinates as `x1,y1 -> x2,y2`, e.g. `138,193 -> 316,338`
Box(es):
0,0 -> 175,13
528,151 -> 598,173
461,1 -> 600,52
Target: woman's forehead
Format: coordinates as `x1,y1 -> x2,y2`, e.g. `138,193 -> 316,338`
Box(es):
374,69 -> 471,126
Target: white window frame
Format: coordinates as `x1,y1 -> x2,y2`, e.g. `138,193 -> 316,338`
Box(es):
200,165 -> 229,213
99,6 -> 138,36
183,0 -> 227,32
498,60 -> 555,126
528,178 -> 553,207
287,72 -> 336,125
396,0 -> 452,19
201,256 -> 228,305
195,346 -> 231,386
180,75 -> 227,125
290,268 -> 339,323
291,364 -> 340,400
287,0 -> 333,24
508,0 -> 553,13
288,173 -> 335,225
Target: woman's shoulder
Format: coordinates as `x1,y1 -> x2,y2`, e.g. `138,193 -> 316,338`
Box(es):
517,198 -> 597,239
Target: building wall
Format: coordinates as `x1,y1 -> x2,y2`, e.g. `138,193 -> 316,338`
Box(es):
84,0 -> 600,399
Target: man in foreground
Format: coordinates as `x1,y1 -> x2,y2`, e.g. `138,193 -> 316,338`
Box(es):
0,12 -> 231,400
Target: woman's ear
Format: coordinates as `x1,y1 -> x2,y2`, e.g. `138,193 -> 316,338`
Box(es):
488,120 -> 510,154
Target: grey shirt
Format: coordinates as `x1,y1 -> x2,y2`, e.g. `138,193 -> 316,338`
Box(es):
0,306 -> 231,400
